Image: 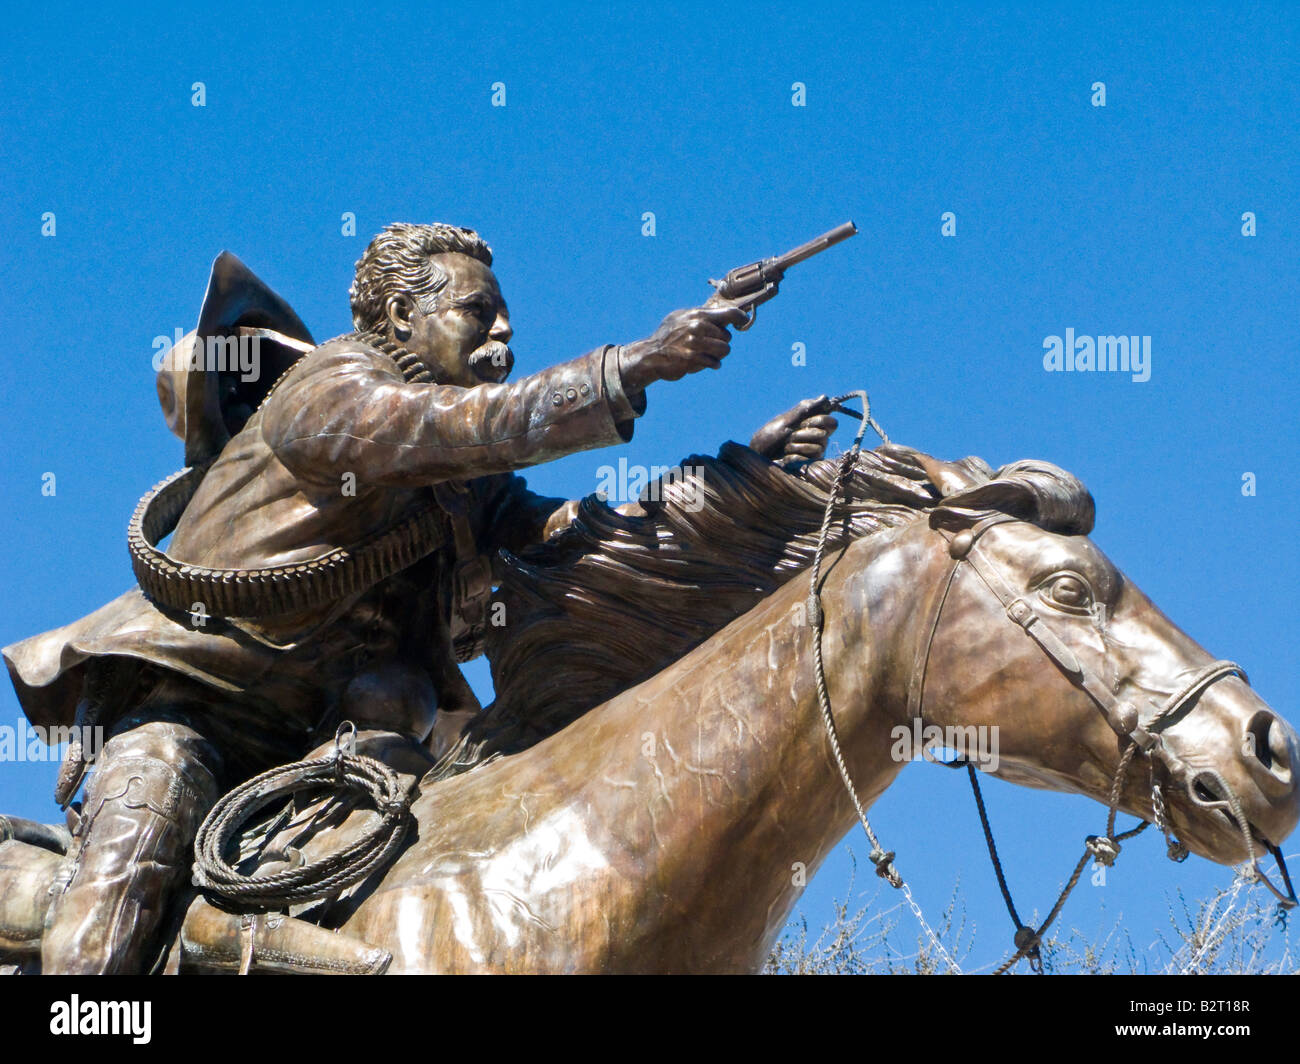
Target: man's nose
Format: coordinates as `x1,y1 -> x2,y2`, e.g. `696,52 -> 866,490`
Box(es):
491,314 -> 512,344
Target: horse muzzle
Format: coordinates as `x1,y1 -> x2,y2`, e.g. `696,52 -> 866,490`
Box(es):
1159,699 -> 1300,870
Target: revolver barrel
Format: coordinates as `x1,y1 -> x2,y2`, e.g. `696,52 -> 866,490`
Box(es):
712,221 -> 858,302
771,220 -> 859,272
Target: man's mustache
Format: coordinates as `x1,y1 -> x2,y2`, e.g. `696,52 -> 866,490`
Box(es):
468,341 -> 514,383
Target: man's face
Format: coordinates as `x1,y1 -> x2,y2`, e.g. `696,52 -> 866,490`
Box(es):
390,253 -> 514,387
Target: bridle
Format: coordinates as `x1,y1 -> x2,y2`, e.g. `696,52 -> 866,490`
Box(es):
807,397 -> 1297,974
914,511 -> 1296,971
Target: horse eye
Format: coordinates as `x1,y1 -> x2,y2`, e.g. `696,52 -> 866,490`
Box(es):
1046,574 -> 1091,610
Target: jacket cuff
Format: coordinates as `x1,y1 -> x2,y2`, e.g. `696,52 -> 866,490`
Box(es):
602,345 -> 647,438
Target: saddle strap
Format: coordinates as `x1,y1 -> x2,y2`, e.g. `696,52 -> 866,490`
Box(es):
431,482 -> 495,663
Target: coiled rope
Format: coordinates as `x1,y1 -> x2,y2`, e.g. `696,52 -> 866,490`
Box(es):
193,723 -> 413,909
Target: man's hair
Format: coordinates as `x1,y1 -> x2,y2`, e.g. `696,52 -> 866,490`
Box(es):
349,222 -> 494,333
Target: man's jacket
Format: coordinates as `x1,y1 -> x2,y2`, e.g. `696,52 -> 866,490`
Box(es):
4,329 -> 644,733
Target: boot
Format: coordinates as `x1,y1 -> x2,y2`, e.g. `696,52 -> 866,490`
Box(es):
41,720 -> 221,974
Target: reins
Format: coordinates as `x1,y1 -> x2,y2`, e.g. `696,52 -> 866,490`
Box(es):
806,394 -> 1297,974
806,393 -> 965,974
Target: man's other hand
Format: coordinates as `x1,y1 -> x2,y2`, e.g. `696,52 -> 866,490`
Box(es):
617,305 -> 749,393
749,396 -> 839,466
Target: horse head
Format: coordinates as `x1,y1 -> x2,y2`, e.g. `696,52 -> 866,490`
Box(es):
898,453 -> 1299,882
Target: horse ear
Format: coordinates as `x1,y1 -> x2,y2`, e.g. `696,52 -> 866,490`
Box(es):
915,454 -> 986,497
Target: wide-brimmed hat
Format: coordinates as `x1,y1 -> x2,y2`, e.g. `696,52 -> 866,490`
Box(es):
156,251 -> 315,466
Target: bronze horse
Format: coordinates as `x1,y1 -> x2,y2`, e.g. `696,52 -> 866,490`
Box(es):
2,442 -> 1296,972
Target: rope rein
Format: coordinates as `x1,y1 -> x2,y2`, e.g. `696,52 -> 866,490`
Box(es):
807,393 -> 964,974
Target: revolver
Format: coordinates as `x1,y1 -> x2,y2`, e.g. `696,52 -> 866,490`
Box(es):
705,221 -> 858,330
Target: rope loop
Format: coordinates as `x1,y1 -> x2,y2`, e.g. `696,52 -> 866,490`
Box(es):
193,733 -> 413,910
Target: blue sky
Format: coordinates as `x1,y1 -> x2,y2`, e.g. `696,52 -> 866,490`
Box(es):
1,1 -> 1297,972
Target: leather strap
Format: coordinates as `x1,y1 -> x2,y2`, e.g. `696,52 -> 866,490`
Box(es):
431,482 -> 495,663
905,554 -> 962,724
914,517 -> 1248,771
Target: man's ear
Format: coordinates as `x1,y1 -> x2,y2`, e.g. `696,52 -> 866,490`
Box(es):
385,294 -> 414,337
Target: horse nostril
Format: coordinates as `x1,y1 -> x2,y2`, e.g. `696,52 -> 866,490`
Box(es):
1247,712 -> 1292,779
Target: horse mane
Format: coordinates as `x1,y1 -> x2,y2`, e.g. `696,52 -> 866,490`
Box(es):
430,440 -> 1094,779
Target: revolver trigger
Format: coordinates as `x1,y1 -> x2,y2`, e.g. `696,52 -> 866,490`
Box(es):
710,294 -> 758,331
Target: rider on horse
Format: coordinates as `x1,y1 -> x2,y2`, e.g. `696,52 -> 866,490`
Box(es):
3,222 -> 836,974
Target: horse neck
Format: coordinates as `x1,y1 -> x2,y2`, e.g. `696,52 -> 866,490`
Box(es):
609,522 -> 934,967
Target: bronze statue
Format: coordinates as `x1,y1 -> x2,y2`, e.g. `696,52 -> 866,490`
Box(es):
1,223 -> 1295,975
2,441 -> 1296,973
0,222 -> 841,974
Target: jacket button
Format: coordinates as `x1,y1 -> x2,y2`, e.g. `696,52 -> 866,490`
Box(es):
566,388 -> 577,401
580,383 -> 591,396
552,393 -> 563,405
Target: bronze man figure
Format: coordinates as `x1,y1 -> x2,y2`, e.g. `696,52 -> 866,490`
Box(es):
3,222 -> 836,974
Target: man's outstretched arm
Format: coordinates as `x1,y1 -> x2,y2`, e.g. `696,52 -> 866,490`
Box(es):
264,342 -> 636,488
264,305 -> 746,489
